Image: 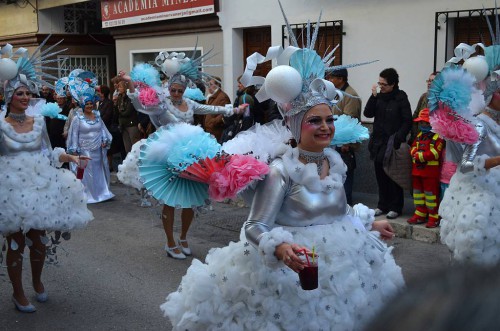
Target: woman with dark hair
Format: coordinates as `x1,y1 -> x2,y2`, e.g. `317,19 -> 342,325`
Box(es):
0,40 -> 93,313
364,68 -> 412,219
221,76 -> 256,143
98,85 -> 117,171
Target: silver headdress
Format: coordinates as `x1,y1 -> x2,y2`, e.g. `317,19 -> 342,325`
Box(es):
240,1 -> 376,140
0,36 -> 66,105
154,38 -> 220,89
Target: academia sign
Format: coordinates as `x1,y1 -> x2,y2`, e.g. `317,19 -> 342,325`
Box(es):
101,0 -> 215,28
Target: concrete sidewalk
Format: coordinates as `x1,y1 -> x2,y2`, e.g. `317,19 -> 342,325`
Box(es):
353,192 -> 440,244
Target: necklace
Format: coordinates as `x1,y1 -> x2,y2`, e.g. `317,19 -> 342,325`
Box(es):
7,112 -> 27,126
171,98 -> 183,106
485,107 -> 500,123
298,148 -> 327,175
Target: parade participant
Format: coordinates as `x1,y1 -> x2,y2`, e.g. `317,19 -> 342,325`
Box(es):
407,108 -> 444,228
118,53 -> 246,259
66,70 -> 114,203
161,3 -> 404,329
0,38 -> 93,312
428,11 -> 500,265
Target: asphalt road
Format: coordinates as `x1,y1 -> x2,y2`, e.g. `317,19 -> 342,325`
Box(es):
0,182 -> 451,330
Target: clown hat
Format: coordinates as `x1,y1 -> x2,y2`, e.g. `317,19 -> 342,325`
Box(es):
414,108 -> 430,122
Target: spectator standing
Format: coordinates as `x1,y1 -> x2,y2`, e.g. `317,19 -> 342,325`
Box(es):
47,92 -> 71,149
39,85 -> 55,103
221,76 -> 255,143
364,68 -> 412,219
407,108 -> 444,228
326,68 -> 362,205
204,77 -> 231,142
408,72 -> 439,144
97,85 -> 117,171
115,80 -> 141,153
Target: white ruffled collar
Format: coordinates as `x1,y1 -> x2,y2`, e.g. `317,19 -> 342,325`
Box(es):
281,147 -> 346,193
1,115 -> 43,142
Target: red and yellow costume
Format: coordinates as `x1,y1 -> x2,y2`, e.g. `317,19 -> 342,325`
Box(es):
408,109 -> 444,228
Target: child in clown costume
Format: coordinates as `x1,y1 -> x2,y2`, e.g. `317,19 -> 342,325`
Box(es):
407,108 -> 444,228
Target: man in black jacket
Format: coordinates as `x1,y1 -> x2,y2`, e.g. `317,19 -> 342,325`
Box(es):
363,68 -> 412,219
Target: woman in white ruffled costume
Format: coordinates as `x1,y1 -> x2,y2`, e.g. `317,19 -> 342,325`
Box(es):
66,70 -> 115,203
0,39 -> 93,313
433,36 -> 500,265
161,5 -> 404,330
117,56 -> 246,259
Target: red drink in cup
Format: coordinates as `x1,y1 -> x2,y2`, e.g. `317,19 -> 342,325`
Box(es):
76,167 -> 85,179
76,157 -> 89,180
299,263 -> 318,290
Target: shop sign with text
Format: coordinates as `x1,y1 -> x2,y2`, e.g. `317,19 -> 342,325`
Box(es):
101,0 -> 215,28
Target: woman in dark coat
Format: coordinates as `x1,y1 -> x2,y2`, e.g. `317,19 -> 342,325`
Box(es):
363,68 -> 412,219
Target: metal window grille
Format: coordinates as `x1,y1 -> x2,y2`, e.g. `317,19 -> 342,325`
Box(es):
282,20 -> 344,66
63,0 -> 99,34
58,55 -> 110,86
434,7 -> 496,71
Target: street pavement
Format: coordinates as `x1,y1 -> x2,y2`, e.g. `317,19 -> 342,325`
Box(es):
0,181 -> 451,330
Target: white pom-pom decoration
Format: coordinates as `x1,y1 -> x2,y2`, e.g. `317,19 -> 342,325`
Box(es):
264,65 -> 302,103
463,56 -> 489,82
161,59 -> 181,76
0,58 -> 18,81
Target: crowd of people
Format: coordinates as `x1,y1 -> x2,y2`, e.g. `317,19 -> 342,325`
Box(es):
0,2 -> 498,330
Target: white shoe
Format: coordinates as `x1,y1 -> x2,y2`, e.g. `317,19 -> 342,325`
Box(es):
374,208 -> 385,217
140,198 -> 152,207
164,245 -> 186,259
178,239 -> 192,256
35,291 -> 48,303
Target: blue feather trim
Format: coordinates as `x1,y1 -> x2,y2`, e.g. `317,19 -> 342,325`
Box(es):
330,115 -> 369,146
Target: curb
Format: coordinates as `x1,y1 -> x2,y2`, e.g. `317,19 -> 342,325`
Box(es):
381,216 -> 441,244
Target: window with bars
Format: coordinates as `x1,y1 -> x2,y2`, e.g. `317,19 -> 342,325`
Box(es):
282,20 -> 344,66
434,7 -> 496,71
64,0 -> 100,34
58,55 -> 110,86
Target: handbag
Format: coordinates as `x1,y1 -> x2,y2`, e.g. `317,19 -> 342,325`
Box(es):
383,134 -> 412,190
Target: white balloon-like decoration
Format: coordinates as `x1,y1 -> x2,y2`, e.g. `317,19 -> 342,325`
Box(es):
264,65 -> 302,104
161,59 -> 181,76
0,58 -> 18,81
463,55 -> 489,82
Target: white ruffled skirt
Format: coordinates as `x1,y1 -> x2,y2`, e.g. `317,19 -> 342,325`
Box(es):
0,152 -> 93,235
117,139 -> 145,190
439,166 -> 500,265
162,219 -> 404,331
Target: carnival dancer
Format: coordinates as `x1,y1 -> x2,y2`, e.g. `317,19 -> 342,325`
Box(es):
428,8 -> 500,265
407,108 -> 444,228
117,52 -> 247,259
66,69 -> 115,203
0,37 -> 93,312
161,3 -> 404,330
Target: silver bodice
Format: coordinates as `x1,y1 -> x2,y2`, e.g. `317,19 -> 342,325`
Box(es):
128,90 -> 233,128
245,148 -> 352,247
460,113 -> 500,173
0,116 -> 49,156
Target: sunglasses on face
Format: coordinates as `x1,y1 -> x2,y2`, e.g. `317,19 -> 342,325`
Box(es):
377,82 -> 390,87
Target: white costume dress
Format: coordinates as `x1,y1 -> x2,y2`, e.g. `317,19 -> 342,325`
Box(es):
161,147 -> 404,331
0,115 -> 93,235
117,92 -> 232,190
67,110 -> 114,203
439,113 -> 500,265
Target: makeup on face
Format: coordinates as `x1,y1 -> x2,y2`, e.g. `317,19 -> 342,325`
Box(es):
303,115 -> 335,128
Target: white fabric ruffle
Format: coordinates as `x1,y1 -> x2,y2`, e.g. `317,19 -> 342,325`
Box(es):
0,151 -> 93,235
117,139 -> 145,190
162,221 -> 404,331
439,166 -> 500,265
258,227 -> 294,269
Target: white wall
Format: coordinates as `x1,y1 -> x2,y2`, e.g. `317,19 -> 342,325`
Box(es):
218,0 -> 486,116
115,31 -> 225,89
